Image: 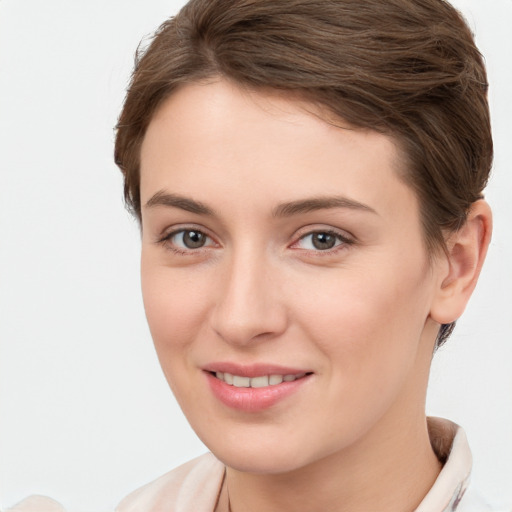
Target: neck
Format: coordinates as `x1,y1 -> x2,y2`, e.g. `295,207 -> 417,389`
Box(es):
223,411 -> 441,512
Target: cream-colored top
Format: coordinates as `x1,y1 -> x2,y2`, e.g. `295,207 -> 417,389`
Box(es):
5,418 -> 500,512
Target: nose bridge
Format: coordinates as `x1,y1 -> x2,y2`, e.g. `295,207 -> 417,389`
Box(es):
211,242 -> 286,346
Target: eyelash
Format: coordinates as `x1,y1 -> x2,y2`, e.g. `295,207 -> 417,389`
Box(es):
156,227 -> 354,256
157,227 -> 217,255
292,229 -> 354,254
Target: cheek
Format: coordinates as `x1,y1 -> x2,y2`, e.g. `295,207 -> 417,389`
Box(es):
140,261 -> 212,363
292,258 -> 432,382
283,262 -> 433,447
140,260 -> 220,413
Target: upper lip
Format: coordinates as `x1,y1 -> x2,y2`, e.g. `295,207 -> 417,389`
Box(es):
202,362 -> 312,378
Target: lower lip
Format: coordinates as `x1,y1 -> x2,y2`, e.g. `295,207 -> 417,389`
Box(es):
205,372 -> 312,412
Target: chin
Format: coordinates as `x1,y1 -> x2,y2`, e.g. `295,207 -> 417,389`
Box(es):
215,446 -> 309,475
195,425 -> 325,475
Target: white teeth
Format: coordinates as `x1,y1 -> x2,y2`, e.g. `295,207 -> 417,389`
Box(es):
214,372 -> 307,387
250,375 -> 269,388
269,374 -> 283,385
232,375 -> 251,388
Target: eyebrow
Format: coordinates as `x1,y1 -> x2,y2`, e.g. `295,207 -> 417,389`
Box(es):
272,196 -> 378,217
144,191 -> 377,217
145,191 -> 215,216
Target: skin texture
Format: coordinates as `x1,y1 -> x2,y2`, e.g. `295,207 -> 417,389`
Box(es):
139,79 -> 491,512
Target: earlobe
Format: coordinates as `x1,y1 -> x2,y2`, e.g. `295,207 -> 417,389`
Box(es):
430,200 -> 492,325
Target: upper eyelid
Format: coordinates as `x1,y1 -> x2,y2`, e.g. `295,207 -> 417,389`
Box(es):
293,225 -> 355,242
292,232 -> 351,247
298,231 -> 349,241
157,224 -> 216,243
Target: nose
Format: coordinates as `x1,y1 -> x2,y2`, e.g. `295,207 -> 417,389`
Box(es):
210,248 -> 288,347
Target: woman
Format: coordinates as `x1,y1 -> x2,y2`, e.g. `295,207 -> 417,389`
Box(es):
112,0 -> 494,510
4,0 -> 500,510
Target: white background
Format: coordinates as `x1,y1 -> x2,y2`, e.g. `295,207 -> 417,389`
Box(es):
0,1 -> 511,510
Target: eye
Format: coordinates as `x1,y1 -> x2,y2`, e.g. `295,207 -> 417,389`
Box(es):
295,230 -> 352,251
164,229 -> 215,251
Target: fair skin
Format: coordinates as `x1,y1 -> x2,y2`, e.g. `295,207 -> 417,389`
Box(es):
139,79 -> 491,512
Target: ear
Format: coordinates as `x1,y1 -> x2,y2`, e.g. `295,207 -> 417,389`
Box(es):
430,200 -> 492,325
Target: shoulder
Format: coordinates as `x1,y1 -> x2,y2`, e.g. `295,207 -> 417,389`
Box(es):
115,452 -> 225,512
4,496 -> 66,512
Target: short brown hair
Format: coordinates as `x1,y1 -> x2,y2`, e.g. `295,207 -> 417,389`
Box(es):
114,0 -> 493,346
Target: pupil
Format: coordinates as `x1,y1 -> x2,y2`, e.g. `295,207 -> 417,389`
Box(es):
183,230 -> 205,249
312,233 -> 336,250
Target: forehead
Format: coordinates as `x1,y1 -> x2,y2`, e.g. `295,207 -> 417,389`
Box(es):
139,79 -> 418,223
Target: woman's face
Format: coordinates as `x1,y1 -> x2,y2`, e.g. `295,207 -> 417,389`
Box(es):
139,79 -> 442,473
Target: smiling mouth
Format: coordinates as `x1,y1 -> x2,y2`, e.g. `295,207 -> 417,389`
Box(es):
209,371 -> 312,388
